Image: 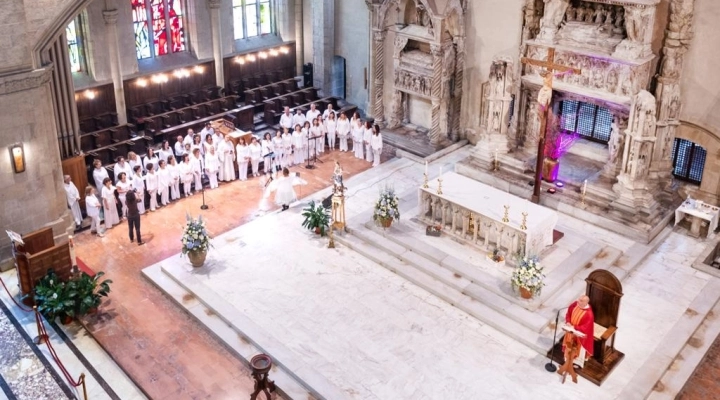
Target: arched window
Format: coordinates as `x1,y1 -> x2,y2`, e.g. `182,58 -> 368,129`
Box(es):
132,0 -> 186,60
233,0 -> 274,40
558,100 -> 613,143
671,138 -> 706,184
66,16 -> 87,73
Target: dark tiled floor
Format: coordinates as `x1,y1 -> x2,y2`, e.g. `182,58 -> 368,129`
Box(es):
74,150 -> 376,399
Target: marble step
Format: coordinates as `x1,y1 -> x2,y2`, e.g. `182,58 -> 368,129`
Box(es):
359,219 -> 604,333
647,289 -> 720,400
334,230 -> 549,354
617,277 -> 720,400
142,264 -> 323,400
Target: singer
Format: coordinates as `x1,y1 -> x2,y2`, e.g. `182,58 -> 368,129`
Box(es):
563,295 -> 594,369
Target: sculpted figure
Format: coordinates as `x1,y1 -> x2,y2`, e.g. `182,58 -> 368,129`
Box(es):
566,5 -> 576,21
594,5 -> 606,24
576,5 -> 587,23
624,6 -> 646,42
537,72 -> 553,109
608,118 -> 623,163
541,0 -> 571,30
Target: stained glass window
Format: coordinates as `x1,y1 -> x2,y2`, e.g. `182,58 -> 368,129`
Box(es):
671,138 -> 706,184
66,18 -> 85,73
133,0 -> 185,60
233,0 -> 274,40
559,100 -> 613,143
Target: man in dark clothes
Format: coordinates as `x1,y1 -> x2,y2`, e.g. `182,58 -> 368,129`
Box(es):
126,190 -> 144,245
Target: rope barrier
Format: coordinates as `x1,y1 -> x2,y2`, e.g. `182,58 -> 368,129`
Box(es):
0,276 -> 88,399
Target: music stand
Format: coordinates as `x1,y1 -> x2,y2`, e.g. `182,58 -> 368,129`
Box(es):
305,136 -> 317,170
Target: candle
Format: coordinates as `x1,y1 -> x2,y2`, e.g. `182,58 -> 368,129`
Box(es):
425,160 -> 428,176
440,165 -> 443,176
582,179 -> 587,196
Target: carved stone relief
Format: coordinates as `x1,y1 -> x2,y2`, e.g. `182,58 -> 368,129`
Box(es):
612,5 -> 655,60
394,70 -> 432,96
537,0 -> 570,43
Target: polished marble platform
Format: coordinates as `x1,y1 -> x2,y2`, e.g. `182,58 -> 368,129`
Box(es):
144,148 -> 720,399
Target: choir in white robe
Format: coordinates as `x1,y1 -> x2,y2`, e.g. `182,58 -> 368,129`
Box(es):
279,112 -> 294,131
174,140 -> 185,161
190,154 -> 203,191
272,136 -> 284,170
303,127 -> 314,160
292,113 -> 306,129
157,166 -> 171,206
364,127 -> 374,163
306,108 -> 321,123
352,122 -> 364,159
311,124 -> 325,154
261,139 -> 274,174
336,118 -> 350,152
325,118 -> 337,151
264,174 -> 308,207
143,155 -> 159,173
168,162 -> 180,200
236,143 -> 250,181
145,171 -> 159,211
371,133 -> 383,167
204,151 -> 220,189
131,172 -> 146,214
292,130 -> 304,164
249,143 -> 262,177
64,181 -> 83,226
158,148 -> 174,164
180,161 -> 194,196
322,109 -> 337,121
116,179 -> 132,217
101,184 -> 120,227
114,161 -> 133,183
218,139 -> 236,181
92,167 -> 109,192
282,133 -> 293,167
85,194 -> 103,234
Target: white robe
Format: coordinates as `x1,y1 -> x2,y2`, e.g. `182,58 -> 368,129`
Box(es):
157,167 -> 171,205
352,123 -> 364,159
272,137 -> 284,169
249,143 -> 262,175
261,139 -> 274,173
167,164 -> 180,200
306,109 -> 321,122
218,140 -> 236,181
282,134 -> 293,167
292,131 -> 304,164
236,144 -> 250,181
101,185 -> 120,226
145,171 -> 159,210
114,162 -> 133,183
280,113 -> 294,130
325,119 -> 337,150
143,155 -> 160,172
264,175 -> 308,206
64,182 -> 83,225
93,167 -> 109,191
336,118 -> 351,151
204,152 -> 220,188
371,133 -> 383,167
364,128 -> 374,163
116,180 -> 132,216
131,173 -> 146,214
85,195 -> 103,233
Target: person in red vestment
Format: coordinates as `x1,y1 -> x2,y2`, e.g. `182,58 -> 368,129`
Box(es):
563,295 -> 594,368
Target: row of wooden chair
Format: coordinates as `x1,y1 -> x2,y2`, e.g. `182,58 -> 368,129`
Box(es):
262,87 -> 321,125
79,124 -> 140,153
142,96 -> 239,135
127,86 -> 224,125
79,112 -> 118,134
226,67 -> 295,97
156,105 -> 254,145
244,77 -> 300,109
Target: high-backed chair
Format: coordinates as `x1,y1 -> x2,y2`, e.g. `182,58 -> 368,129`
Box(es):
585,269 -> 623,364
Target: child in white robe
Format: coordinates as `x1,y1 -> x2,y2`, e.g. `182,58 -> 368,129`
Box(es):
371,124 -> 383,167
292,125 -> 304,165
236,139 -> 250,181
64,175 -> 83,227
101,178 -> 120,227
205,146 -> 220,189
180,155 -> 194,196
264,168 -> 308,211
85,186 -> 104,237
116,172 -> 132,218
145,163 -> 159,211
249,138 -> 262,177
364,121 -> 374,163
282,129 -> 293,168
352,119 -> 365,159
272,131 -> 284,171
261,133 -> 274,174
336,113 -> 350,152
131,166 -> 146,214
218,136 -> 236,182
325,112 -> 337,151
157,159 -> 171,206
167,156 -> 181,201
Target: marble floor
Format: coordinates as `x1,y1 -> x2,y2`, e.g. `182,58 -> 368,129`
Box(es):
145,149 -> 720,399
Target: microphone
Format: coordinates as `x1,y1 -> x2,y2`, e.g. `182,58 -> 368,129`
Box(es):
545,306 -> 570,373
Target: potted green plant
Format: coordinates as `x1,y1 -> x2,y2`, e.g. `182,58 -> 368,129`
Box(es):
66,272 -> 113,316
33,270 -> 74,324
301,201 -> 329,236
373,186 -> 400,228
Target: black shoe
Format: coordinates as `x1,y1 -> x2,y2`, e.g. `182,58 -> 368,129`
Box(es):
137,241 -> 145,246
130,238 -> 135,243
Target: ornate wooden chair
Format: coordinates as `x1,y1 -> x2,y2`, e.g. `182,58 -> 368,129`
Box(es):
585,269 -> 623,364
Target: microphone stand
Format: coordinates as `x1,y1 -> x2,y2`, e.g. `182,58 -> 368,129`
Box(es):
200,160 -> 208,210
545,307 -> 569,372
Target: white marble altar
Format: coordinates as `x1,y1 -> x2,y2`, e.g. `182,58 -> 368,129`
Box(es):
419,172 -> 558,257
675,199 -> 720,237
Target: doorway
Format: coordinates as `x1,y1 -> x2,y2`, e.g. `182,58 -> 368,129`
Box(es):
331,56 -> 346,99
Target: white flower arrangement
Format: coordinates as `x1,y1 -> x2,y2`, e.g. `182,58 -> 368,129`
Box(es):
181,214 -> 212,255
373,186 -> 401,223
510,256 -> 545,296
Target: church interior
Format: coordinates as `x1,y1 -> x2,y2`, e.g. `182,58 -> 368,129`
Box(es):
1,0 -> 720,398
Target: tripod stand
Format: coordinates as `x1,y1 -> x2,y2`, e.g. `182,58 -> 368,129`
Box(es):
305,136 -> 323,169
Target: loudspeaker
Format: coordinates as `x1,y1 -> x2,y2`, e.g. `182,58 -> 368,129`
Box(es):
303,63 -> 313,88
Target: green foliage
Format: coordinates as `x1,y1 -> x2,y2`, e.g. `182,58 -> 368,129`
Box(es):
301,201 -> 329,236
33,269 -> 113,321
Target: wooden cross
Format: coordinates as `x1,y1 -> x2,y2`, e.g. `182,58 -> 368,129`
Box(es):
521,47 -> 581,204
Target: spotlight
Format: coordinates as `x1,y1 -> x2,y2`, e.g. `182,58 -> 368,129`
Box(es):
246,54 -> 256,62
259,51 -> 268,59
137,78 -> 148,87
269,49 -> 279,57
235,56 -> 245,65
194,65 -> 205,74
174,68 -> 190,78
279,46 -> 289,54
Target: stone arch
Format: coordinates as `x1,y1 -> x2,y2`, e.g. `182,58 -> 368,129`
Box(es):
676,120 -> 720,198
32,0 -> 96,67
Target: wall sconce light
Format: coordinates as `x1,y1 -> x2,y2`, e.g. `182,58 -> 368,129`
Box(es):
279,46 -> 289,54
83,90 -> 96,100
151,74 -> 168,84
136,78 -> 148,87
174,68 -> 190,78
194,65 -> 205,74
235,56 -> 245,65
269,49 -> 279,57
246,54 -> 256,62
259,51 -> 268,59
9,143 -> 25,173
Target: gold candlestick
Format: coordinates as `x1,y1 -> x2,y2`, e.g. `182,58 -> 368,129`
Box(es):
502,205 -> 510,223
437,178 -> 443,195
581,192 -> 586,205
493,159 -> 499,172
423,173 -> 429,188
520,212 -> 528,230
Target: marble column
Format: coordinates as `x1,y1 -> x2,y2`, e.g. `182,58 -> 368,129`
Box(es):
295,0 -> 304,75
102,9 -> 127,125
311,0 -> 334,93
371,30 -> 386,125
429,44 -> 442,145
451,37 -> 465,140
207,0 -> 224,88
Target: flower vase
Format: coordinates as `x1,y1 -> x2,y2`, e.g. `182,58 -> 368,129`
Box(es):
379,217 -> 393,228
188,249 -> 207,268
519,287 -> 533,299
542,158 -> 560,183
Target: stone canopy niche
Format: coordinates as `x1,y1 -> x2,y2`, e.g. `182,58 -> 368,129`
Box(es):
368,0 -> 467,146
